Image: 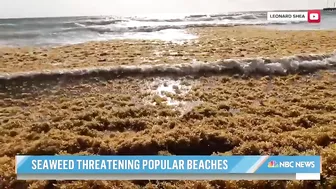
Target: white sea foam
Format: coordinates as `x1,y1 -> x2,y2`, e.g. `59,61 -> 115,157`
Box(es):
151,79 -> 192,105
143,78 -> 202,115
1,52 -> 336,86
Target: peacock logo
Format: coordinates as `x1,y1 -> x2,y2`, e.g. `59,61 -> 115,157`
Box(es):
268,160 -> 279,168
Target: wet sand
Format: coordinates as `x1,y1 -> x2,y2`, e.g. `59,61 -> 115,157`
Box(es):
1,27 -> 336,189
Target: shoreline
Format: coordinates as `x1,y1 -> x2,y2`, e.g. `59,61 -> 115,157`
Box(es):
1,52 -> 336,93
1,26 -> 336,74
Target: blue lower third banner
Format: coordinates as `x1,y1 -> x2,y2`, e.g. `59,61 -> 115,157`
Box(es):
16,155 -> 321,180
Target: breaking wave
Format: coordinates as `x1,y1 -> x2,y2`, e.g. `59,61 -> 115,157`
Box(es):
65,21 -> 300,34
1,52 -> 336,89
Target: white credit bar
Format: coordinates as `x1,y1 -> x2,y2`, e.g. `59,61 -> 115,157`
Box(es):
267,12 -> 308,22
296,173 -> 320,180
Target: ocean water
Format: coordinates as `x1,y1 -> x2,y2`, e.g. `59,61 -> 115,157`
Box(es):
0,10 -> 335,47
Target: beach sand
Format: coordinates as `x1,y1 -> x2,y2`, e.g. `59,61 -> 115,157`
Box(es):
1,27 -> 336,189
